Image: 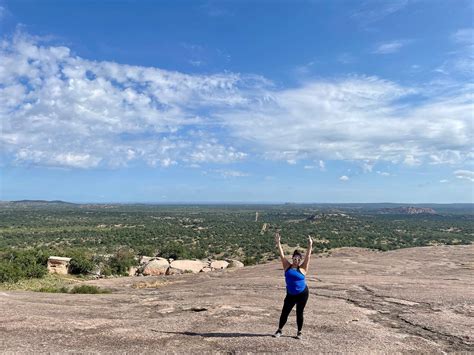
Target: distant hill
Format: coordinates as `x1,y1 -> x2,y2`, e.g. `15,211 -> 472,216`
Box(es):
4,200 -> 77,207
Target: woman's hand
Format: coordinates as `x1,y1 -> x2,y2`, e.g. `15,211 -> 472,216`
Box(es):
275,231 -> 281,244
301,235 -> 313,271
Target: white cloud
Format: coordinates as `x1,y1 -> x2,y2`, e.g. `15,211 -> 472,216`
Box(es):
0,31 -> 472,173
303,165 -> 314,169
319,160 -> 326,171
403,155 -> 421,166
439,179 -> 448,183
218,76 -> 472,167
452,28 -> 474,44
454,170 -> 474,182
377,171 -> 390,176
435,28 -> 474,77
294,61 -> 317,76
362,161 -> 374,173
373,40 -> 407,54
213,169 -> 249,178
189,60 -> 204,67
339,175 -> 349,181
0,32 -> 252,168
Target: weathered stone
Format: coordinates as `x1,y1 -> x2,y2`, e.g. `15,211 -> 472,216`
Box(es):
128,266 -> 138,276
168,260 -> 205,274
201,267 -> 212,273
227,259 -> 244,268
139,256 -> 153,265
210,260 -> 229,270
47,256 -> 71,275
142,258 -> 169,276
166,267 -> 182,275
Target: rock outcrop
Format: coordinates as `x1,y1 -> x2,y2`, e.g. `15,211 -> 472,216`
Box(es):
210,260 -> 229,270
47,256 -> 71,275
142,258 -> 170,276
137,256 -> 240,276
379,206 -> 437,215
2,245 -> 472,353
227,259 -> 244,268
167,260 -> 206,274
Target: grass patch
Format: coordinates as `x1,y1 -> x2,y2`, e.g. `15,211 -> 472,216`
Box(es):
0,274 -> 110,294
69,285 -> 111,294
37,286 -> 69,293
0,273 -> 80,292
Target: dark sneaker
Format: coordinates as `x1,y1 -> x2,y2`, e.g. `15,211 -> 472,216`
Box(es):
296,331 -> 303,340
272,329 -> 282,338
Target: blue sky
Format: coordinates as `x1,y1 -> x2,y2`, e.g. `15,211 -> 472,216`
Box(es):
0,0 -> 473,203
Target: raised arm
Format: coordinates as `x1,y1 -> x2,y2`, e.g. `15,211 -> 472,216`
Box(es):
275,231 -> 291,269
301,235 -> 313,272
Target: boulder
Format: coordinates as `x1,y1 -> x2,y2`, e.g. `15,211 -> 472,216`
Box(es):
166,267 -> 182,275
168,260 -> 205,274
227,259 -> 244,268
201,266 -> 212,273
139,256 -> 153,265
142,258 -> 169,276
128,266 -> 138,276
210,260 -> 229,270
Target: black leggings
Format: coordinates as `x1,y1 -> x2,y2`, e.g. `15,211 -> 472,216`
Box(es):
278,286 -> 309,332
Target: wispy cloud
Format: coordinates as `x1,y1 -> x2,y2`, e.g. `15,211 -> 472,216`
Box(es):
454,170 -> 474,182
373,40 -> 408,54
212,169 -> 249,178
452,28 -> 474,44
351,0 -> 408,28
339,175 -> 349,181
435,28 -> 474,77
218,76 -> 472,167
293,60 -> 317,76
337,53 -> 355,64
0,5 -> 6,20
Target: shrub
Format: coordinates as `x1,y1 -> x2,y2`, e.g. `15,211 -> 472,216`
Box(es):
37,286 -> 69,293
0,261 -> 22,283
106,248 -> 137,276
0,249 -> 47,283
137,246 -> 156,257
68,249 -> 95,275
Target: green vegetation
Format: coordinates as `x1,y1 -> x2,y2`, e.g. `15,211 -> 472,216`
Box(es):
36,284 -> 110,294
69,285 -> 111,294
0,273 -> 79,292
0,202 -> 472,284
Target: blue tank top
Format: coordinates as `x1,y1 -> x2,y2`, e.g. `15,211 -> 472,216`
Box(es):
285,266 -> 307,295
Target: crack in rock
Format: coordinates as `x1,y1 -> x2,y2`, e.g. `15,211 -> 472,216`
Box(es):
315,285 -> 473,351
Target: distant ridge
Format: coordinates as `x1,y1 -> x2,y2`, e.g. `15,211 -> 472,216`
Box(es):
6,200 -> 77,206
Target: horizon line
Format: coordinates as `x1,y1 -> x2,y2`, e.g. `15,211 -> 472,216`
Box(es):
2,200 -> 473,206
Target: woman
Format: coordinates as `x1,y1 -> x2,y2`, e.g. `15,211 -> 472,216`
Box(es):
273,231 -> 313,340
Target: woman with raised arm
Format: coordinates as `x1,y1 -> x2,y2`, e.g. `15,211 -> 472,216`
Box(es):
273,231 -> 313,340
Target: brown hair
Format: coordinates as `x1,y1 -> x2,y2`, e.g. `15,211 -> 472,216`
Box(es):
293,249 -> 302,258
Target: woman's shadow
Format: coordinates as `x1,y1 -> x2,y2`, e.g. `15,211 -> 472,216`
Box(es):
153,330 -> 282,338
